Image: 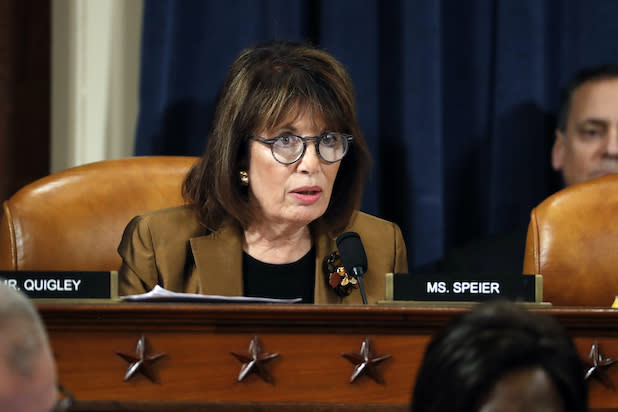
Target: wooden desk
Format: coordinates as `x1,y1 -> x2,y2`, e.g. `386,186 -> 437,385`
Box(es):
38,303 -> 618,411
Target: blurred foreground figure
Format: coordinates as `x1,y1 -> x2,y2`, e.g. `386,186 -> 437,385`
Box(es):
0,282 -> 60,412
411,300 -> 587,412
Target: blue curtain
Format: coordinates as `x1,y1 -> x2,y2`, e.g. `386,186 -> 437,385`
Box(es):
135,0 -> 618,268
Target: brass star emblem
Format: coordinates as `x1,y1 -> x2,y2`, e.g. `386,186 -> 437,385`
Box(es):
342,337 -> 391,384
116,335 -> 167,382
585,341 -> 617,389
231,336 -> 280,383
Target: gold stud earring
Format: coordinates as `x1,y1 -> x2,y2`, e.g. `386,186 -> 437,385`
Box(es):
239,170 -> 249,186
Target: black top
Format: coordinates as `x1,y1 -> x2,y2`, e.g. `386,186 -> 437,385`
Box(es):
242,248 -> 315,303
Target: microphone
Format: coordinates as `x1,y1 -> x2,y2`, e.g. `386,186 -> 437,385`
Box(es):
336,232 -> 368,304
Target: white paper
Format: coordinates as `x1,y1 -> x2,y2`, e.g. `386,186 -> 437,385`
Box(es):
121,285 -> 302,304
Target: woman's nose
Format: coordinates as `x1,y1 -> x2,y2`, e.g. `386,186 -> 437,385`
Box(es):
297,142 -> 320,172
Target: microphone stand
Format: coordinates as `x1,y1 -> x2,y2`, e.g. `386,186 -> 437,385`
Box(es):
352,267 -> 368,304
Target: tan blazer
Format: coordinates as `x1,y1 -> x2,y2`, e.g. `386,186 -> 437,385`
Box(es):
117,205 -> 408,304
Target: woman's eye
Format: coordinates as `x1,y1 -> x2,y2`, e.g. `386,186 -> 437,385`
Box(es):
321,134 -> 338,146
277,135 -> 294,145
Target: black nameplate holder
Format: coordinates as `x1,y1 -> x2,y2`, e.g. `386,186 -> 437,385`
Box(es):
382,272 -> 544,305
0,270 -> 118,302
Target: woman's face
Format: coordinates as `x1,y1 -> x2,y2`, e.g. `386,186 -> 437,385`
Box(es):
247,108 -> 341,231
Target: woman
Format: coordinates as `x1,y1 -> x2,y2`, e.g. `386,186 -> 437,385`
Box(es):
118,41 -> 408,304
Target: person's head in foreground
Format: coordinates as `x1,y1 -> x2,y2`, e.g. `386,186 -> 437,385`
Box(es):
411,300 -> 587,412
553,63 -> 618,187
184,40 -> 372,236
0,282 -> 67,412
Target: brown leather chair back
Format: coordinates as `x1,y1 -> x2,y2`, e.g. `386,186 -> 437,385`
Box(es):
0,156 -> 199,271
523,173 -> 618,307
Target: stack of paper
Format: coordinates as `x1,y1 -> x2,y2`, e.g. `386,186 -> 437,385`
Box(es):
121,285 -> 302,304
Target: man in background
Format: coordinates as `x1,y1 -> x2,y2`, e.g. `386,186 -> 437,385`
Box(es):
0,282 -> 60,412
426,63 -> 618,274
552,64 -> 618,186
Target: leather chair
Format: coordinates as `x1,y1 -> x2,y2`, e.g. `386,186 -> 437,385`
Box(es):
0,156 -> 199,271
523,173 -> 618,307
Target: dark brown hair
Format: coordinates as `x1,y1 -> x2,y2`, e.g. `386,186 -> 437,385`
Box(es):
557,63 -> 618,132
183,40 -> 371,233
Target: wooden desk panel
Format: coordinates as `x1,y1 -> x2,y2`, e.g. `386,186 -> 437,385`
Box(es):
38,304 -> 618,411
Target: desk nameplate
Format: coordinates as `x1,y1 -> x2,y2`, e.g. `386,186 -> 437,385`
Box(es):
384,273 -> 542,303
0,270 -> 118,301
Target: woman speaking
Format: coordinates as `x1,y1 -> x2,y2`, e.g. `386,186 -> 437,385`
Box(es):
117,41 -> 407,304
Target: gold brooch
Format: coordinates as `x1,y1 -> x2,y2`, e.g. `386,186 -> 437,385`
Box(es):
323,251 -> 359,297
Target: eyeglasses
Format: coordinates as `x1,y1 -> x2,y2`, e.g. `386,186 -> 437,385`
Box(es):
52,384 -> 74,412
251,132 -> 353,165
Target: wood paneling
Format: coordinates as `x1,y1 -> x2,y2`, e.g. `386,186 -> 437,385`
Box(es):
37,304 -> 618,411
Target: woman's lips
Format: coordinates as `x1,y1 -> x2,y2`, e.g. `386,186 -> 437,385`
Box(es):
291,187 -> 322,204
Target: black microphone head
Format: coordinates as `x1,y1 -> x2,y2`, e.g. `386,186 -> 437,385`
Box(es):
336,231 -> 368,275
